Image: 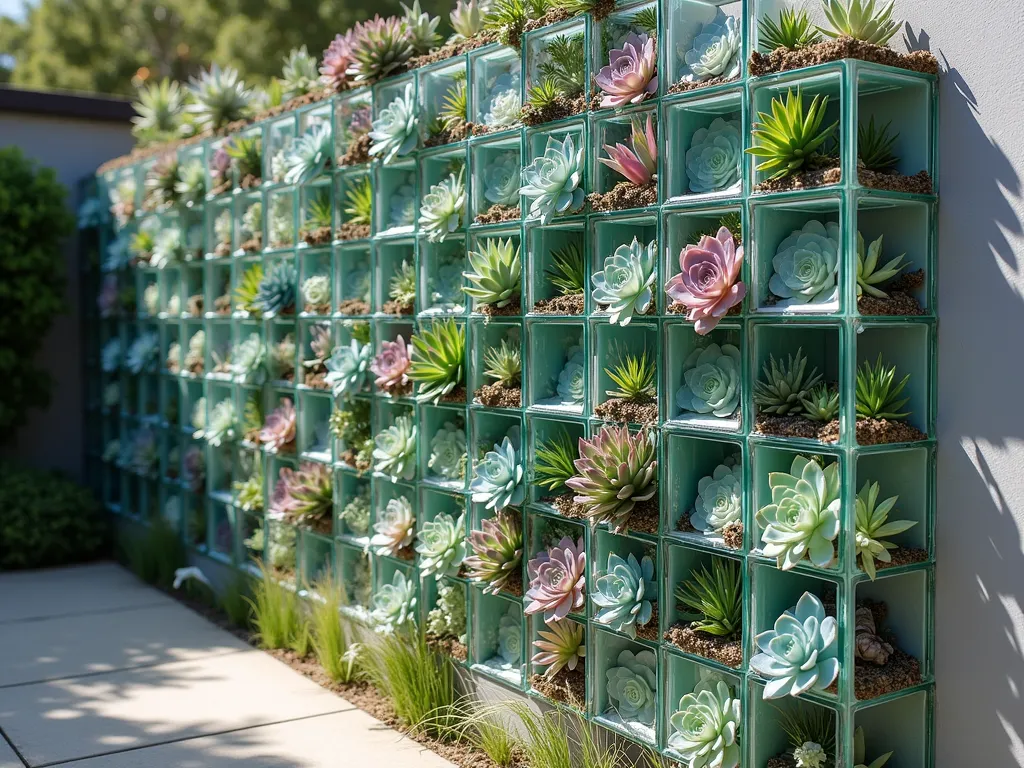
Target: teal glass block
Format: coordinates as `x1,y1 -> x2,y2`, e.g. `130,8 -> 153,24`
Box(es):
469,43 -> 522,133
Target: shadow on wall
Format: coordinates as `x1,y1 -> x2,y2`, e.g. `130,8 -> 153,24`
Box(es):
906,24 -> 1024,768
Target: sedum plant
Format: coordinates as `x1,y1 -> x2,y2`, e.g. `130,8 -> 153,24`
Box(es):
369,83 -> 418,164
685,117 -> 742,194
676,343 -> 741,419
416,511 -> 467,579
819,0 -> 900,45
131,79 -> 184,143
605,349 -> 655,402
520,134 -> 585,224
668,680 -> 741,768
483,153 -> 521,207
758,8 -> 822,51
754,348 -> 823,416
674,558 -> 742,638
532,620 -> 586,679
428,421 -> 467,480
463,237 -> 521,309
600,115 -> 657,187
757,455 -> 840,570
186,64 -> 253,132
857,232 -> 907,298
545,242 -> 585,296
284,123 -> 332,186
483,338 -> 522,388
281,46 -> 320,100
592,552 -> 657,638
409,318 -> 466,403
855,480 -> 917,580
371,336 -> 412,395
371,570 -> 417,634
690,457 -> 743,536
595,32 -> 658,109
534,432 -> 578,493
666,227 -> 745,335
591,237 -> 657,326
606,649 -> 657,725
855,354 -> 911,420
371,495 -> 416,557
770,220 -> 841,305
260,398 -> 297,452
747,89 -> 838,181
255,260 -> 298,316
750,592 -> 840,699
470,430 -> 525,510
680,10 -> 742,83
525,536 -> 586,622
420,171 -> 466,242
325,340 -> 372,399
465,509 -> 523,594
373,415 -> 418,481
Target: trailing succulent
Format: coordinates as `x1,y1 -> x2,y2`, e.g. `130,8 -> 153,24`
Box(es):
591,238 -> 657,326
464,509 -> 523,595
524,536 -> 586,622
520,134 -> 585,224
470,428 -> 525,510
676,343 -> 741,419
750,592 -> 840,699
592,552 -> 657,638
757,455 -> 840,570
666,227 -> 745,334
373,414 -> 418,480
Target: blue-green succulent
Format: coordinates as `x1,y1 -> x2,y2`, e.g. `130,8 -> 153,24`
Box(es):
470,428 -> 525,510
592,552 -> 657,638
591,237 -> 657,326
283,122 -> 333,185
520,134 -> 585,224
255,260 -> 298,316
750,591 -> 839,699
606,649 -> 657,725
369,83 -> 418,164
483,153 -> 521,207
416,511 -> 467,579
420,171 -> 465,242
325,340 -> 372,398
371,570 -> 418,634
676,342 -> 741,418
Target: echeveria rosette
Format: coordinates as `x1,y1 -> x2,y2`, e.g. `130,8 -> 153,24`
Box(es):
283,122 -> 332,186
371,570 -> 417,634
668,680 -> 741,768
665,226 -> 745,335
591,237 -> 657,326
524,536 -> 586,622
416,511 -> 467,579
420,171 -> 466,242
592,552 -> 657,638
483,153 -> 522,207
464,509 -> 523,595
556,345 -> 586,406
484,85 -> 521,129
370,336 -> 412,395
370,495 -> 416,557
520,134 -> 585,224
595,32 -> 658,109
202,399 -> 237,447
325,340 -> 372,399
255,260 -> 298,317
758,456 -> 840,570
690,458 -> 743,536
271,462 -> 333,524
259,398 -> 297,452
531,620 -> 586,679
428,421 -> 467,481
750,591 -> 840,699
497,607 -> 522,664
373,415 -> 417,481
605,649 -> 657,726
369,83 -> 418,164
684,118 -> 742,194
470,429 -> 525,510
125,332 -> 159,374
769,220 -> 841,306
680,11 -> 742,83
676,343 -> 741,419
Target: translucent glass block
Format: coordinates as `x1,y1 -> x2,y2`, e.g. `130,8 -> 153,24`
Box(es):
523,16 -> 589,123
208,499 -> 236,561
663,320 -> 744,431
299,528 -> 335,589
748,686 -> 840,767
237,510 -> 264,573
262,516 -> 299,581
297,390 -> 332,462
590,319 -> 659,426
334,87 -> 373,169
590,212 -> 659,318
469,133 -> 522,223
374,163 -> 418,236
298,179 -> 334,248
590,103 -> 658,208
228,124 -> 263,192
296,318 -> 330,390
662,0 -> 744,93
334,168 -> 373,243
470,409 -> 524,481
203,317 -> 231,379
265,187 -> 298,252
466,224 -> 523,316
469,318 -> 522,410
663,87 -> 744,202
526,508 -> 586,610
418,56 -> 469,145
181,266 -> 205,319
418,235 -> 468,316
205,198 -> 234,259
337,471 -> 372,544
526,612 -> 587,709
422,576 -> 470,664
336,540 -> 373,611
263,113 -> 297,188
373,556 -> 418,616
525,413 -> 586,512
333,242 -> 373,317
590,627 -> 659,744
233,191 -> 263,255
205,136 -> 233,199
525,219 -> 587,316
469,44 -> 522,133
470,588 -> 525,687
526,318 -> 587,415
853,689 -> 931,768
373,73 -> 419,162
298,249 -> 332,317
418,404 -> 469,491
524,118 -> 588,223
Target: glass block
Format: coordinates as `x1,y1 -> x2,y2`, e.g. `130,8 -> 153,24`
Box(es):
418,56 -> 469,146
300,528 -> 335,589
469,44 -> 522,133
204,264 -> 232,321
523,17 -> 589,124
591,527 -> 660,638
467,224 -> 523,316
749,687 -> 840,768
298,179 -> 334,248
299,248 -> 333,317
469,318 -> 522,410
334,168 -> 373,243
373,161 -> 418,236
660,651 -> 743,761
418,236 -> 468,316
337,470 -> 372,544
590,212 -> 659,319
335,88 -> 373,168
525,413 -> 586,514
265,187 -> 298,252
591,319 -> 659,426
297,389 -> 332,462
526,318 -> 587,415
374,238 -> 416,316
470,588 -> 525,687
663,88 -> 744,202
591,1 -> 660,110
590,627 -> 658,744
371,321 -> 415,400
238,511 -> 265,573
263,113 -> 297,187
373,73 -> 419,163
525,219 -> 587,316
418,404 -> 469,491
423,577 -> 470,664
661,201 -> 745,315
334,241 -> 373,317
590,104 -> 659,210
469,133 -> 522,223
524,118 -> 588,223
208,499 -> 236,561
204,317 -> 232,379
336,540 -> 373,611
526,613 -> 587,710
662,1 -> 744,93
663,320 -> 744,431
853,690 -> 931,768
233,191 -> 264,255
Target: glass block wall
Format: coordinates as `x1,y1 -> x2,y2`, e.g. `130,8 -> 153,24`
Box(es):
80,2 -> 938,764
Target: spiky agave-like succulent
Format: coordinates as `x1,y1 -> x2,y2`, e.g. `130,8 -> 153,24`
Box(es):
260,398 -> 297,452
254,260 -> 297,316
420,171 -> 466,242
855,354 -> 911,420
429,421 -> 467,480
145,154 -> 180,209
566,426 -> 658,533
470,430 -> 525,510
281,46 -> 320,100
409,318 -> 466,403
856,232 -> 907,298
747,88 -> 838,181
668,680 -> 741,768
855,480 -> 917,580
388,258 -> 417,310
340,490 -> 371,536
592,552 -> 657,637
371,495 -> 416,556
464,509 -> 523,594
532,619 -> 586,679
174,159 -> 206,206
520,134 -> 585,224
674,557 -> 742,638
591,237 -> 657,326
483,337 -> 522,388
800,384 -> 840,422
272,462 -> 333,524
758,7 -> 822,51
131,78 -> 185,142
402,0 -> 442,54
534,431 -> 578,492
416,511 -> 467,578
284,122 -> 333,185
369,83 -> 418,163
343,176 -> 373,226
371,570 -> 417,634
371,336 -> 412,395
449,0 -> 487,40
819,0 -> 900,45
150,226 -> 186,269
605,349 -> 656,402
186,64 -> 254,132
595,32 -> 659,109
325,340 -> 372,399
463,237 -> 521,310
373,414 -> 418,480
234,264 -> 264,315
525,536 -> 586,622
757,455 -> 840,570
226,136 -> 262,183
544,242 -> 586,297
753,348 -> 823,416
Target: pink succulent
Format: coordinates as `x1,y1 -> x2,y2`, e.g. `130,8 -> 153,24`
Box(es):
599,115 -> 657,186
260,397 -> 297,452
370,336 -> 412,395
320,31 -> 355,91
665,226 -> 745,335
98,275 -> 118,317
595,32 -> 658,109
210,147 -> 230,188
525,536 -> 586,622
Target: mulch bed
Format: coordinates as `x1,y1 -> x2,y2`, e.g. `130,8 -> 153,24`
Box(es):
474,384 -> 522,409
856,418 -> 927,445
408,33 -> 497,70
667,74 -> 740,95
337,299 -> 371,316
748,37 -> 940,78
336,223 -> 371,241
303,302 -> 331,316
425,120 -> 473,148
475,205 -> 521,225
520,94 -> 587,126
530,668 -> 586,709
664,622 -> 743,668
532,294 -> 584,315
478,298 -> 521,317
586,181 -> 657,212
755,413 -> 841,443
521,6 -> 576,34
595,397 -> 659,426
858,270 -> 925,316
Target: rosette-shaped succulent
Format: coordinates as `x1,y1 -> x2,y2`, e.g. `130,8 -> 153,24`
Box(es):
556,345 -> 586,406
595,32 -> 658,109
347,15 -> 414,84
320,31 -> 355,90
429,422 -> 467,480
567,426 -> 657,533
676,343 -> 741,418
483,154 -> 522,207
426,580 -> 467,640
606,649 -> 657,725
750,592 -> 840,699
272,462 -> 333,524
532,620 -> 586,678
369,83 -> 418,164
855,480 -> 916,580
463,237 -> 521,310
794,743 -> 828,768
520,134 -> 584,224
301,275 -> 330,310
373,415 -> 417,480
370,336 -> 412,395
255,260 -> 297,316
401,0 -> 441,53
754,348 -> 822,416
525,536 -> 586,622
470,431 -> 525,510
389,181 -> 418,228
685,118 -> 742,194
174,160 -> 206,205
371,570 -> 417,634
690,458 -> 743,535
281,46 -> 319,100
371,495 -> 416,557
449,0 -> 486,41
465,509 -> 523,594
151,226 -> 185,268
600,115 -> 657,186
591,237 -> 657,326
592,552 -> 657,638
186,64 -> 253,132
497,607 -> 522,664
484,87 -> 521,129
202,399 -> 236,447
769,220 -> 841,305
125,332 -> 159,374
819,0 -> 901,45
668,680 -> 741,767
284,123 -> 332,186
183,330 -> 205,373
183,445 -> 206,492
259,398 -> 297,452
129,428 -> 158,476
665,226 -> 745,335
142,282 -> 160,317
758,455 -> 840,570
416,511 -> 467,579
325,340 -> 372,399
680,11 -> 741,83
131,78 -> 184,141
420,171 -> 465,242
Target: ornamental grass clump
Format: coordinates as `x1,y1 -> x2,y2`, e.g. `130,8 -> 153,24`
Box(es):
534,432 -> 578,495
465,509 -> 523,595
309,581 -> 362,684
410,318 -> 466,403
674,558 -> 742,641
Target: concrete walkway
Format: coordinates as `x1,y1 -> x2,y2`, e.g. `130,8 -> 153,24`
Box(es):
0,562 -> 454,768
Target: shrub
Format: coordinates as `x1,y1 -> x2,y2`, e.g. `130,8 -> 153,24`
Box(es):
0,148 -> 74,439
0,463 -> 107,570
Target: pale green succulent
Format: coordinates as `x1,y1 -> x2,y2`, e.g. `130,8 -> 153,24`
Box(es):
449,0 -> 487,41
340,491 -> 372,537
202,398 -> 236,447
520,134 -> 585,224
151,226 -> 185,268
676,343 -> 741,418
402,0 -> 442,53
680,10 -> 742,83
591,237 -> 657,326
497,606 -> 522,664
754,348 -> 823,416
371,496 -> 416,557
750,592 -> 839,699
757,455 -> 840,570
389,181 -> 418,228
819,0 -> 901,45
174,160 -> 206,206
214,209 -> 232,247
483,153 -> 521,207
373,415 -> 418,481
284,122 -> 333,185
371,570 -> 417,634
592,552 -> 657,638
690,456 -> 742,535
269,196 -> 294,247
242,202 -> 262,242
186,64 -> 253,132
191,396 -> 207,432
131,78 -> 185,142
302,275 -> 331,308
556,344 -> 586,406
369,83 -> 418,164
857,232 -> 908,298
325,340 -> 372,398
794,742 -> 828,768
470,428 -> 525,510
855,481 -> 917,580
416,511 -> 467,579
426,580 -> 467,641
769,220 -> 841,306
668,680 -> 741,768
281,46 -> 320,100
685,117 -> 742,194
420,171 -> 465,242
463,237 -> 521,309
606,649 -> 657,725
428,421 -> 467,480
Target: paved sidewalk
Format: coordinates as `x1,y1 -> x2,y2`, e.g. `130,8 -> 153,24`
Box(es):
0,562 -> 454,768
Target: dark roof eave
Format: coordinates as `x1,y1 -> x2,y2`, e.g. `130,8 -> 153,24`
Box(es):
0,85 -> 133,122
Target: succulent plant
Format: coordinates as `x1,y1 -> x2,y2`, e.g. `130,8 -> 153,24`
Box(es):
409,319 -> 465,403
301,275 -> 330,309
371,495 -> 416,557
800,385 -> 840,422
435,74 -> 468,132
465,509 -> 523,594
751,592 -> 840,699
680,10 -> 741,83
855,480 -> 917,580
532,619 -> 586,678
213,210 -> 232,249
534,432 -> 578,492
520,134 -> 585,224
416,511 -> 467,579
676,343 -> 741,418
685,117 -> 742,194
373,414 -> 417,480
557,345 -> 586,406
757,455 -> 840,570
303,324 -> 333,371
592,552 -> 657,638
497,606 -> 522,664
371,336 -> 412,395
371,570 -> 417,634
427,580 -> 468,640
347,15 -> 415,84
186,64 -> 253,132
484,83 -> 521,129
858,116 -> 900,172
320,31 -> 356,91
260,398 -> 297,452
172,160 -> 205,207
674,557 -> 742,638
283,123 -> 333,186
255,260 -> 297,316
483,153 -> 522,207
690,457 -> 743,535
108,179 -> 136,227
269,334 -> 296,380
389,180 -> 418,228
429,422 -> 467,480
420,171 -> 466,242
184,330 -> 206,373
605,349 -> 655,402
202,399 -> 236,447
855,354 -> 911,420
591,237 -> 657,326
151,226 -> 185,268
471,429 -> 525,510
131,78 -> 184,142
241,202 -> 262,243
129,428 -> 159,475
145,153 -> 181,209
279,46 -> 320,100
225,136 -> 262,184
754,348 -> 823,416
857,232 -> 907,298
233,461 -> 265,512
758,8 -> 822,51
595,32 -> 658,109
483,337 -> 522,388
770,220 -> 841,305
449,0 -> 487,40
463,237 -> 521,309
748,89 -> 838,181
666,227 -> 745,335
125,332 -> 159,374
369,83 -> 418,164
819,0 -> 900,45
668,680 -> 741,767
399,0 -> 441,54
340,490 -> 372,536
606,649 -> 657,725
545,242 -> 585,297
600,115 -> 657,187
389,259 -> 417,309
525,536 -> 586,622
567,426 -> 657,533
343,176 -> 373,226
272,462 -> 333,524
191,397 -> 207,433
325,340 -> 372,399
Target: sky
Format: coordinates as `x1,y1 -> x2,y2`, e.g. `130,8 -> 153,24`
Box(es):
0,0 -> 30,21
